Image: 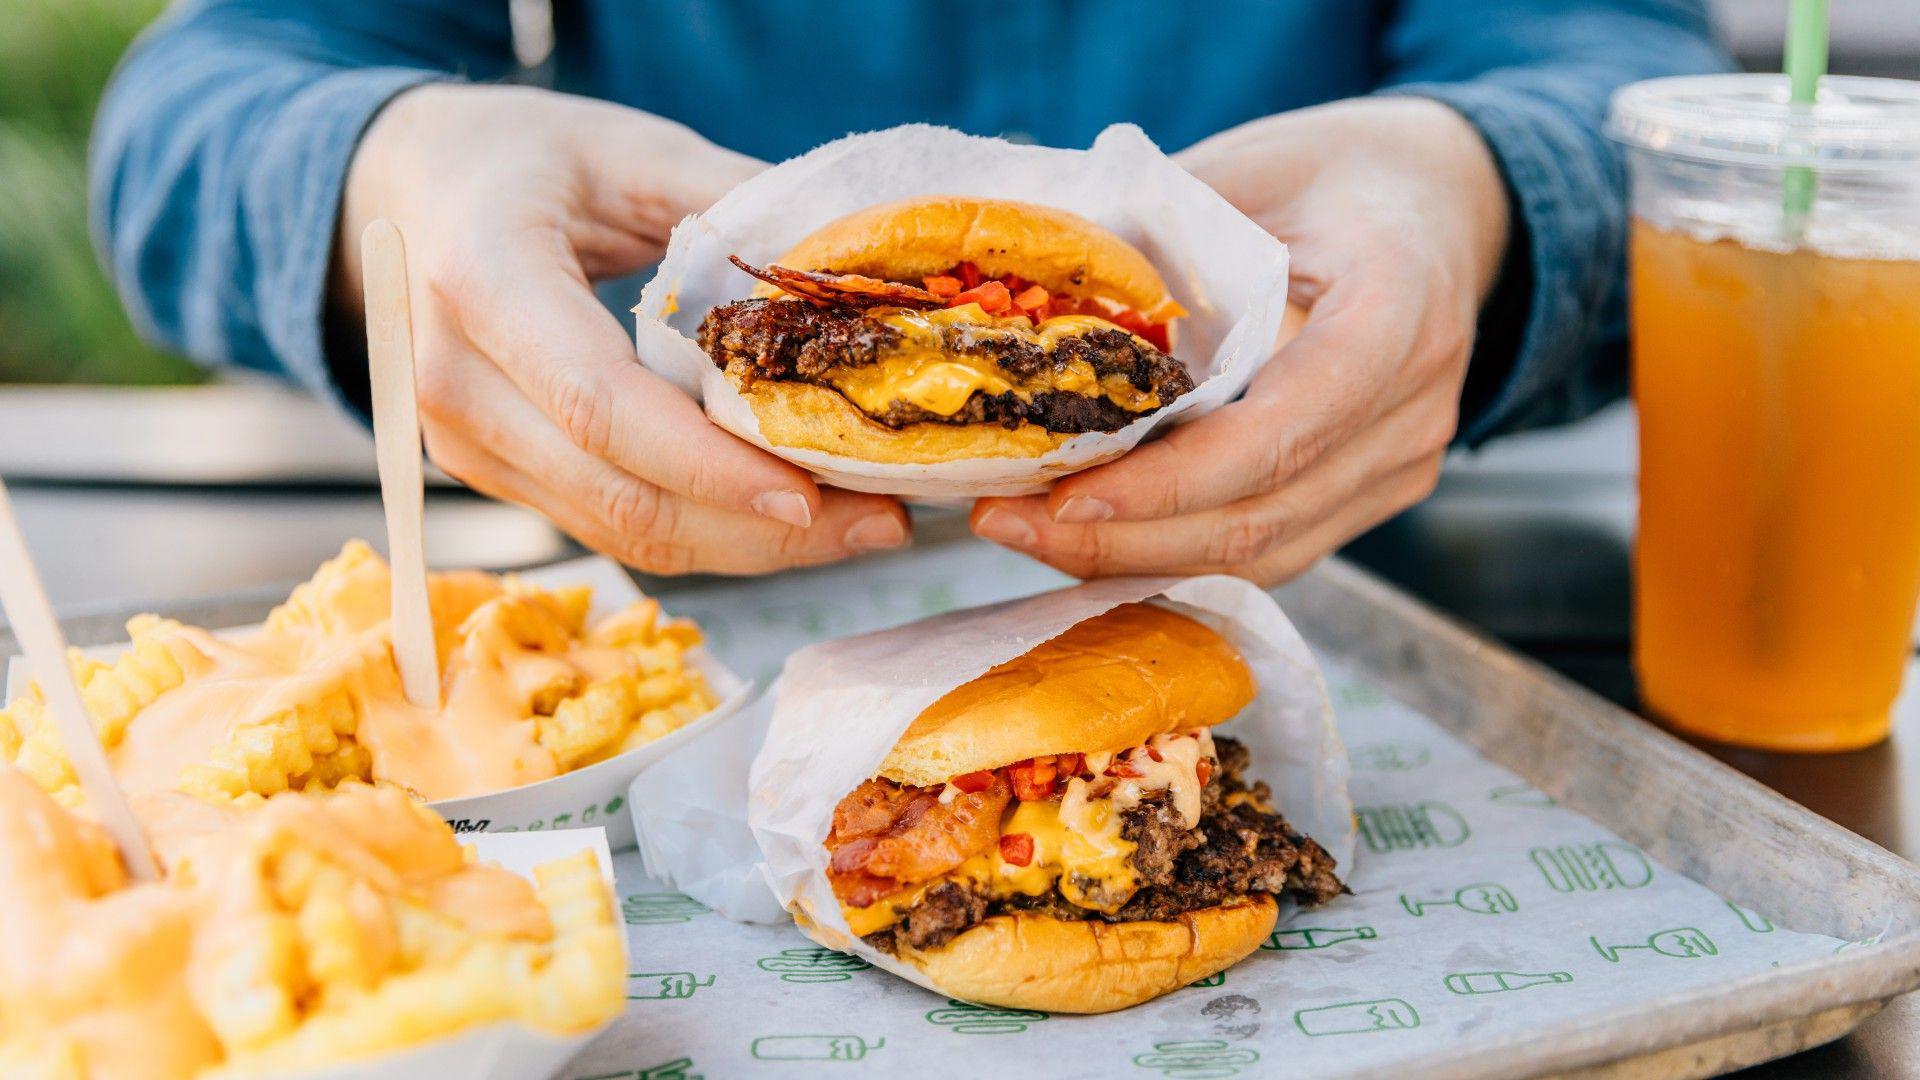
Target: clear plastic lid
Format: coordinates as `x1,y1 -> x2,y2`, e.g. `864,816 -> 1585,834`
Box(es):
1608,74 -> 1920,172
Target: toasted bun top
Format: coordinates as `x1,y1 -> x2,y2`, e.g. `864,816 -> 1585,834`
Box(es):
759,196 -> 1181,322
877,603 -> 1254,787
896,897 -> 1277,1013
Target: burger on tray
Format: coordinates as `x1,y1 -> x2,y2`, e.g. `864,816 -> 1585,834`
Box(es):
698,196 -> 1195,463
800,601 -> 1347,1012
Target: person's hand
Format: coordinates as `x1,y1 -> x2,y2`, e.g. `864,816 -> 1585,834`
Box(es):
337,85 -> 910,574
970,97 -> 1509,583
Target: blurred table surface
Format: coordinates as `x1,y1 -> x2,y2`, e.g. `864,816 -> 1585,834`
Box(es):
4,398 -> 1917,1078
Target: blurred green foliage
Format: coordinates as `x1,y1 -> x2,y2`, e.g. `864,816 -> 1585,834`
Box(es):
0,0 -> 205,384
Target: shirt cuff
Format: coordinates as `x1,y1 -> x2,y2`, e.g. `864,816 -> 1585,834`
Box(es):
254,66 -> 448,413
1384,80 -> 1626,445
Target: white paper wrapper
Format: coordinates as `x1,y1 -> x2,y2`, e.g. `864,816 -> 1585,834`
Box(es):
269,828 -> 620,1080
632,123 -> 1291,500
4,556 -> 748,850
741,574 -> 1353,997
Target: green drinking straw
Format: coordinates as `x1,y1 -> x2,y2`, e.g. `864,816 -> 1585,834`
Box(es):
1781,0 -> 1829,238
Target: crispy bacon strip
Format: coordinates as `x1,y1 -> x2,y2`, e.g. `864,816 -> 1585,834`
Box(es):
728,255 -> 943,311
825,774 -> 1011,905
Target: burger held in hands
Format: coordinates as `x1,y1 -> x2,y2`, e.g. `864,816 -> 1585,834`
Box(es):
750,580 -> 1353,1014
699,196 -> 1194,463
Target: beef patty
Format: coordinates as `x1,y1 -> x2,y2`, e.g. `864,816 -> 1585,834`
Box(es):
865,736 -> 1345,954
697,298 -> 1195,435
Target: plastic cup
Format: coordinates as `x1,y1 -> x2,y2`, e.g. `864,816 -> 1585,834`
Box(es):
1609,75 -> 1920,751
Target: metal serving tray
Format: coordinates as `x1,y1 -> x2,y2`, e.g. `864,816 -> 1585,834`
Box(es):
8,549 -> 1917,1079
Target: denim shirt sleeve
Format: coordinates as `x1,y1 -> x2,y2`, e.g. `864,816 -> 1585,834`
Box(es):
88,1 -> 513,405
1376,0 -> 1733,444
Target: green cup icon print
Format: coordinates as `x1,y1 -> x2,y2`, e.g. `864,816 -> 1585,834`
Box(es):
1356,801 -> 1469,852
1294,998 -> 1421,1036
622,893 -> 708,925
1727,900 -> 1775,933
1591,926 -> 1718,962
1350,743 -> 1431,772
750,1035 -> 885,1062
1531,842 -> 1653,892
1400,883 -> 1517,916
626,971 -> 715,999
1263,926 -> 1377,951
756,946 -> 872,983
924,1000 -> 1048,1035
1131,1039 -> 1260,1079
1444,970 -> 1571,995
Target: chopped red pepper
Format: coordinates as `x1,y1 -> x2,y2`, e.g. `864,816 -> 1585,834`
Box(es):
1012,284 -> 1050,314
1146,745 -> 1164,763
950,280 -> 1013,315
998,832 -> 1035,866
950,769 -> 995,794
1006,756 -> 1059,801
923,274 -> 962,298
1108,759 -> 1145,779
1197,758 -> 1214,787
957,261 -> 983,288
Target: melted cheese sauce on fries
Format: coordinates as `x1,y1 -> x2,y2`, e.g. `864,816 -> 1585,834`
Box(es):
0,770 -> 621,1079
0,541 -> 717,806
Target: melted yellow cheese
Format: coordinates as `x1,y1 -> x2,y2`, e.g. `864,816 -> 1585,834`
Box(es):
823,305 -> 1162,419
840,791 -> 1139,937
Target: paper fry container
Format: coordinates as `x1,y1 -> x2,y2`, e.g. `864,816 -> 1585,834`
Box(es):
268,829 -> 622,1080
4,556 -> 748,850
633,123 -> 1291,501
745,574 -> 1355,997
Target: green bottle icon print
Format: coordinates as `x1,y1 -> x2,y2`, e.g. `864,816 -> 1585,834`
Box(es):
1131,1039 -> 1260,1078
622,893 -> 709,925
1487,782 -> 1557,808
1356,801 -> 1469,852
1350,742 -> 1431,772
1591,926 -> 1718,961
626,971 -> 715,999
749,1035 -> 886,1062
1399,883 -> 1517,916
1262,926 -> 1377,951
1443,970 -> 1572,994
923,1000 -> 1049,1034
756,946 -> 873,983
1530,842 -> 1653,891
1293,998 -> 1421,1036
1727,900 -> 1775,933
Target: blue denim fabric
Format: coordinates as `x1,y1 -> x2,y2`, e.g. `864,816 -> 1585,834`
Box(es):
89,0 -> 1731,441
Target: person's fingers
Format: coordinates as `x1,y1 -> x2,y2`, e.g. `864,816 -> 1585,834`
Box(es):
423,232 -> 825,526
977,451 -> 1440,583
1045,273 -> 1443,524
415,342 -> 909,574
567,110 -> 765,276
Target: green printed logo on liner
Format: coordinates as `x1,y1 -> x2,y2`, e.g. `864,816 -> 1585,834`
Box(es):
1131,1039 -> 1259,1078
1294,998 -> 1420,1036
1400,883 -> 1518,916
1531,842 -> 1653,891
924,1000 -> 1048,1034
1591,926 -> 1718,961
1444,970 -> 1571,994
753,601 -> 854,638
756,947 -> 872,983
1835,934 -> 1885,954
576,1059 -> 703,1080
749,1035 -> 886,1062
1334,682 -> 1388,708
1188,972 -> 1226,988
1262,926 -> 1376,951
1356,801 -> 1469,852
1350,743 -> 1430,772
1727,900 -> 1775,933
1487,782 -> 1557,808
622,893 -> 709,925
626,971 -> 714,999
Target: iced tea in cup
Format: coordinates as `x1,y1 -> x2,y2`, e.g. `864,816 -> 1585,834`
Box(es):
1609,75 -> 1920,751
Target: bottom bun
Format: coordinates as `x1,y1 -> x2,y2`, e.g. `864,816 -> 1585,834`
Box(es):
728,376 -> 1071,464
897,895 -> 1278,1013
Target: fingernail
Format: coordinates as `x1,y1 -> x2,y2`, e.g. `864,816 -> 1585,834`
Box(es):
843,513 -> 908,551
975,507 -> 1038,548
751,489 -> 813,528
1053,495 -> 1114,524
